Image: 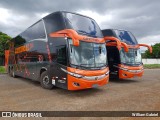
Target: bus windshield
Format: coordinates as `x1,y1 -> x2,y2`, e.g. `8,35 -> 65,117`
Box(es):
64,13 -> 103,38
68,39 -> 107,69
115,30 -> 138,45
120,48 -> 142,65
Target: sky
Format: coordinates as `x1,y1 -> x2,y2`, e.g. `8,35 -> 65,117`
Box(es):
0,0 -> 160,46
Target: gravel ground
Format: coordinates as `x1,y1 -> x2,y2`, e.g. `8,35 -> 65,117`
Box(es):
0,69 -> 160,120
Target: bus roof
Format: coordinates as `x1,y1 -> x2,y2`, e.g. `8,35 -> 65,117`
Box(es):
13,11 -> 102,40
102,29 -> 132,33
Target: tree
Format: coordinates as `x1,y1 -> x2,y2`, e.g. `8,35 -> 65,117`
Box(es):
143,43 -> 160,58
0,32 -> 12,56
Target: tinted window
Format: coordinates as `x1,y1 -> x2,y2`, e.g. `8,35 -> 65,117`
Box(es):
56,45 -> 67,65
14,20 -> 46,47
16,52 -> 45,63
49,38 -> 67,66
115,30 -> 138,45
64,13 -> 103,38
31,21 -> 46,39
43,13 -> 65,34
102,30 -> 115,37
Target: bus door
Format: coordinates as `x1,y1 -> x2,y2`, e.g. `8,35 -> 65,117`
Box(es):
107,47 -> 120,76
49,42 -> 68,89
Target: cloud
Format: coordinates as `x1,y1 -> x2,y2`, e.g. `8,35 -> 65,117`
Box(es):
0,0 -> 159,44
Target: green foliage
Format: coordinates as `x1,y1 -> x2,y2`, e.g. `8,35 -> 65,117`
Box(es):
0,66 -> 6,73
0,32 -> 12,56
144,64 -> 160,69
14,35 -> 26,47
143,43 -> 160,58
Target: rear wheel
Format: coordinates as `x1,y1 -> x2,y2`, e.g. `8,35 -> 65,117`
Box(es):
40,71 -> 53,89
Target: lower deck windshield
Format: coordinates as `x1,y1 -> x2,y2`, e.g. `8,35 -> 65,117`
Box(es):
68,39 -> 107,69
120,48 -> 142,65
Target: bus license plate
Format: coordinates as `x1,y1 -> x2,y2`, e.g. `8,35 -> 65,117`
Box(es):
92,84 -> 98,88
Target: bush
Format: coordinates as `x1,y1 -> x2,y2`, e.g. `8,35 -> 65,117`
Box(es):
144,64 -> 160,69
0,66 -> 6,73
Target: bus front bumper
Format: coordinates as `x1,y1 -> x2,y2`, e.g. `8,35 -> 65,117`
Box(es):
119,68 -> 144,79
67,74 -> 109,90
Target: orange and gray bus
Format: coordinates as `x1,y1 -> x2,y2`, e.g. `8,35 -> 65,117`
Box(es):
7,11 -> 109,90
102,29 -> 152,79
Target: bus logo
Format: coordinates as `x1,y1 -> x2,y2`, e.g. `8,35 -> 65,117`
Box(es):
95,77 -> 99,80
2,112 -> 11,117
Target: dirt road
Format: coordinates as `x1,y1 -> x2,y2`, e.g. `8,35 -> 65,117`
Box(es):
0,69 -> 160,119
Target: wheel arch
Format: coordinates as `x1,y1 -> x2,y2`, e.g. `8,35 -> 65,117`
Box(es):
40,67 -> 47,76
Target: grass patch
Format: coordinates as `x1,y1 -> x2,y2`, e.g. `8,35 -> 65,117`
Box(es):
144,64 -> 160,69
0,66 -> 6,73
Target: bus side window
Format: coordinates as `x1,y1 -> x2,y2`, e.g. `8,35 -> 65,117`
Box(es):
56,45 -> 67,66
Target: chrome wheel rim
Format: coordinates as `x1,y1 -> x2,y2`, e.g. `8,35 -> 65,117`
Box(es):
43,76 -> 49,85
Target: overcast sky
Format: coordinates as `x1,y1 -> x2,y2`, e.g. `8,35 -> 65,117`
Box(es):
0,0 -> 160,45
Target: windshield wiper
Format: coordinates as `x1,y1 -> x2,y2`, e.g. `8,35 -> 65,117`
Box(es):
70,63 -> 88,70
79,64 -> 94,67
96,63 -> 106,66
80,63 -> 106,70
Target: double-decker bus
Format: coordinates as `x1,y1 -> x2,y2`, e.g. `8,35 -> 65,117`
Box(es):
102,29 -> 152,79
7,11 -> 109,90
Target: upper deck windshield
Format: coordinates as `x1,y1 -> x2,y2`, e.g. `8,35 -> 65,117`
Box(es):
68,39 -> 107,69
115,30 -> 138,45
120,48 -> 142,65
64,13 -> 103,38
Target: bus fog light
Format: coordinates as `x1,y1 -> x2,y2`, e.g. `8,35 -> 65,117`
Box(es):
123,74 -> 127,76
73,82 -> 80,87
73,73 -> 83,78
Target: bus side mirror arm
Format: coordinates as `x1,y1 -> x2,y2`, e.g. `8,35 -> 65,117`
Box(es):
138,44 -> 152,53
49,29 -> 80,46
104,36 -> 121,50
121,42 -> 129,52
104,36 -> 129,52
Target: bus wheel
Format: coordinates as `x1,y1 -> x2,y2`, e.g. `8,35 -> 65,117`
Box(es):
9,67 -> 12,77
40,71 -> 53,89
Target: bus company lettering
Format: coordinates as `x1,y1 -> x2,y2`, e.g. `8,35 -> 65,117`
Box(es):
82,37 -> 99,42
15,43 -> 34,54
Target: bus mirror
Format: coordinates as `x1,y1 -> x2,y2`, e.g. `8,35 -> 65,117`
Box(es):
99,46 -> 102,54
104,36 -> 122,50
138,44 -> 152,53
70,45 -> 73,53
49,29 -> 80,47
121,42 -> 129,52
72,39 -> 79,46
135,50 -> 137,56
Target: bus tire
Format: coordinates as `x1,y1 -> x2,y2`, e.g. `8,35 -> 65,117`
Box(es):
8,67 -> 12,77
40,71 -> 53,89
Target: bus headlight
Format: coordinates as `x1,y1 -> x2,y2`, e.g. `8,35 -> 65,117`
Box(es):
61,68 -> 83,78
61,68 -> 109,80
73,73 -> 83,78
128,69 -> 143,73
113,65 -> 128,71
120,67 -> 128,71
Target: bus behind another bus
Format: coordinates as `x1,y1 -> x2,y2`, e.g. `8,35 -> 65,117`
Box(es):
102,29 -> 152,79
